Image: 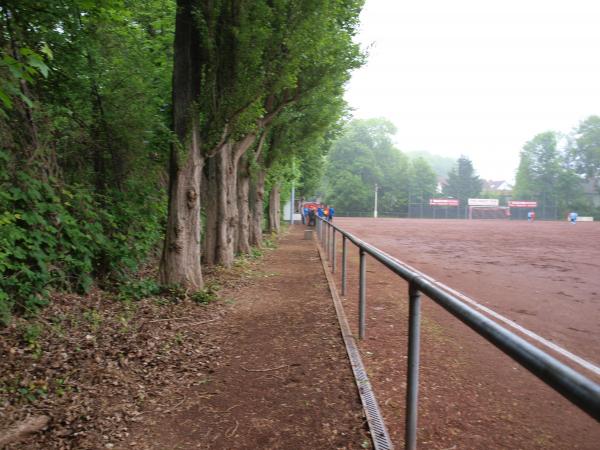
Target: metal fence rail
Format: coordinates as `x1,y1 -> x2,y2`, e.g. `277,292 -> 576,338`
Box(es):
315,218 -> 600,450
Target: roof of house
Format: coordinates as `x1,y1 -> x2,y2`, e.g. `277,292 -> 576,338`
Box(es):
483,180 -> 513,191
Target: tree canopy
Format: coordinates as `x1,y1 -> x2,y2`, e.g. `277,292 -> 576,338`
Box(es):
0,0 -> 364,323
323,118 -> 438,214
406,150 -> 455,179
570,115 -> 600,188
513,128 -> 591,214
441,156 -> 483,204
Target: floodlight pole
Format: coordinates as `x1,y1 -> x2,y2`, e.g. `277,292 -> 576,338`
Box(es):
374,183 -> 378,218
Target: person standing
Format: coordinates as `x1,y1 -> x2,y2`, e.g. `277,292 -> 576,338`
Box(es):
328,205 -> 335,222
323,205 -> 330,221
308,208 -> 316,226
302,205 -> 309,225
317,205 -> 324,221
569,211 -> 578,224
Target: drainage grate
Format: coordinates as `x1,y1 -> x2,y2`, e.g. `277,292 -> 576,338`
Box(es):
318,244 -> 394,450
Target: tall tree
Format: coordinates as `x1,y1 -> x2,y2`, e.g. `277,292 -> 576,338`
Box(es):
161,0 -> 364,283
159,0 -> 204,288
514,130 -> 587,213
571,115 -> 600,190
408,156 -> 438,203
442,156 -> 482,204
0,0 -> 177,321
260,84 -> 348,233
324,118 -> 409,214
407,151 -> 455,179
513,132 -> 562,204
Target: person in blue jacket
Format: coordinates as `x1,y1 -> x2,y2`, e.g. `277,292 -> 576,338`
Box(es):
317,205 -> 324,220
569,211 -> 578,224
328,205 -> 335,222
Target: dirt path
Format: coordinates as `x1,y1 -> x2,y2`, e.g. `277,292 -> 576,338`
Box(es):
122,226 -> 370,449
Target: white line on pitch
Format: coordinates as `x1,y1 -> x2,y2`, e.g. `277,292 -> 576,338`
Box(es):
379,249 -> 600,377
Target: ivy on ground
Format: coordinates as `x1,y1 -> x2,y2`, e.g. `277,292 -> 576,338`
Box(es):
0,150 -> 165,325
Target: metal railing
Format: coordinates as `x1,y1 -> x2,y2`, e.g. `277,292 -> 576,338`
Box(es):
315,217 -> 600,450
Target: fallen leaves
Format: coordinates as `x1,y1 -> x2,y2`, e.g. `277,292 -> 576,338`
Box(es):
0,288 -> 225,449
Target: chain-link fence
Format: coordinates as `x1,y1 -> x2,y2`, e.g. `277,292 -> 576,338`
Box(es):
336,201 -> 562,220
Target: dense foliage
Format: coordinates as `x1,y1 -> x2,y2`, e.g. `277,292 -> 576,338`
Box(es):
160,0 -> 363,280
323,118 -> 438,214
570,115 -> 600,191
0,1 -> 173,323
513,117 -> 600,216
0,154 -> 164,324
442,156 -> 483,205
406,150 -> 455,179
408,157 -> 438,204
0,0 -> 364,323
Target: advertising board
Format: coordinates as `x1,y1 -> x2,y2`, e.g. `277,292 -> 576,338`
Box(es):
508,201 -> 538,208
468,198 -> 499,207
429,198 -> 460,206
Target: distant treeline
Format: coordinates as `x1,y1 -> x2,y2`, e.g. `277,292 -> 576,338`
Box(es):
321,117 -> 600,218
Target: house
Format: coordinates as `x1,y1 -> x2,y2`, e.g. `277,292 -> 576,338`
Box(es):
482,180 -> 513,196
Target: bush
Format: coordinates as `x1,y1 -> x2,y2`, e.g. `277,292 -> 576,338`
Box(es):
0,151 -> 166,325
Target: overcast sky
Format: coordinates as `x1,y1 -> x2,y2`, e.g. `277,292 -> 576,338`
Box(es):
344,0 -> 600,182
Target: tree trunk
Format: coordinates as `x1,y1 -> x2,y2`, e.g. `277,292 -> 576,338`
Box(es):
5,10 -> 40,171
236,156 -> 251,254
202,144 -> 237,268
159,0 -> 204,289
202,157 -> 218,266
268,183 -> 281,234
159,124 -> 204,288
204,134 -> 257,266
215,144 -> 237,268
198,143 -> 237,267
250,169 -> 266,247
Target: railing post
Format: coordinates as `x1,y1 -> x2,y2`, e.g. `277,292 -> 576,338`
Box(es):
332,229 -> 336,274
341,236 -> 347,296
323,221 -> 328,259
328,224 -> 332,262
358,248 -> 366,339
405,282 -> 422,450
320,219 -> 324,243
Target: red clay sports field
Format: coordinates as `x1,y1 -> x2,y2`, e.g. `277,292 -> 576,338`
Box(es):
331,217 -> 600,449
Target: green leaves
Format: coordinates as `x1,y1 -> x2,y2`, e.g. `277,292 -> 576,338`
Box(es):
571,115 -> 600,182
514,122 -> 600,215
0,150 -> 167,325
324,118 -> 412,214
442,156 -> 483,205
0,46 -> 52,114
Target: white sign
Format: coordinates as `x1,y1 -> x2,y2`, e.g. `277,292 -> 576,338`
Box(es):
468,198 -> 499,207
508,201 -> 538,208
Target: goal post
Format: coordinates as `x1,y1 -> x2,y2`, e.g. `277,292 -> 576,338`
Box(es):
468,206 -> 511,220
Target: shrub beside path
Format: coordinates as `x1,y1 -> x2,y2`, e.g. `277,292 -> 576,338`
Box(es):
122,226 -> 370,449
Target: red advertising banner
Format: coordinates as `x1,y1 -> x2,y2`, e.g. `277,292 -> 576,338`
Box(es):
429,198 -> 459,206
508,201 -> 538,208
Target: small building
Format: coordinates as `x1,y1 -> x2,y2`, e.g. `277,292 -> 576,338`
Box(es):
482,180 -> 513,196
